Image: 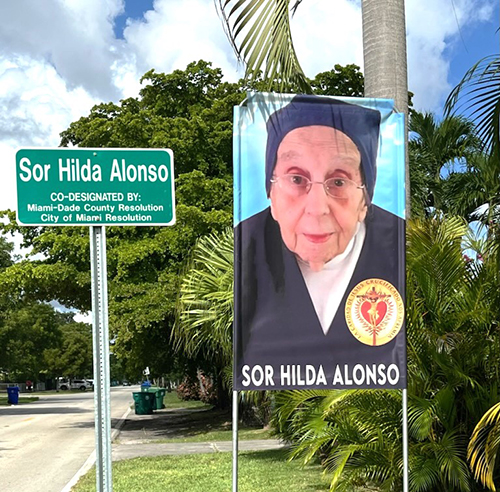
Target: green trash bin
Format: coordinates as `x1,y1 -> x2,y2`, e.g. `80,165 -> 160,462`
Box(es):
156,388 -> 166,409
147,387 -> 165,410
133,391 -> 155,415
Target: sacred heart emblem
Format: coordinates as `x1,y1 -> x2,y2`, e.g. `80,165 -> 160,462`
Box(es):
360,300 -> 388,327
345,279 -> 405,347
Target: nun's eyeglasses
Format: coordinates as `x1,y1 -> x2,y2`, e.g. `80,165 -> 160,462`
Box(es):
270,174 -> 365,200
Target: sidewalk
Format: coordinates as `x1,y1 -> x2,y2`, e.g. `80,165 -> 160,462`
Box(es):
64,403 -> 288,491
112,405 -> 286,461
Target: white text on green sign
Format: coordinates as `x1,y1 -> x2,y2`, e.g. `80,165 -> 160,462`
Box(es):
16,148 -> 175,226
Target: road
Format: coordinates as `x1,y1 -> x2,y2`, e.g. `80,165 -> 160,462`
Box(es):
0,386 -> 134,492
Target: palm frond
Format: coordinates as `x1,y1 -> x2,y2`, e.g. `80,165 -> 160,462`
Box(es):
468,402 -> 500,491
174,228 -> 234,364
445,55 -> 500,157
217,0 -> 311,92
434,430 -> 471,490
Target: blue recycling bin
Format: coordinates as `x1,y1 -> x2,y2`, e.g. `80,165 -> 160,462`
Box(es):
7,386 -> 20,405
141,381 -> 152,392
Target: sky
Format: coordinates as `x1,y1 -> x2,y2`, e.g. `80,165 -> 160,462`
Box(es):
0,0 -> 498,216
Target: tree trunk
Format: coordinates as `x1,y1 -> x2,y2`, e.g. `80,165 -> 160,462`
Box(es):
362,0 -> 409,210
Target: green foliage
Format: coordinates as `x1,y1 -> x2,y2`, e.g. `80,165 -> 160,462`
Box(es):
44,322 -> 93,378
60,60 -> 243,178
309,64 -> 364,97
409,111 -> 481,217
175,228 -> 233,365
0,303 -> 74,381
174,228 -> 234,404
0,236 -> 14,269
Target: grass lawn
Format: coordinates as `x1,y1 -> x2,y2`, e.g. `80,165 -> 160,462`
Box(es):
72,449 -> 329,492
163,392 -> 211,410
0,396 -> 39,405
155,425 -> 272,443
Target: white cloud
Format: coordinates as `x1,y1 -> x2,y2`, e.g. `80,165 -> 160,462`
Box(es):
0,56 -> 98,210
290,0 -> 363,76
406,0 -> 496,110
123,0 -> 242,81
0,143 -> 16,211
0,0 -> 125,100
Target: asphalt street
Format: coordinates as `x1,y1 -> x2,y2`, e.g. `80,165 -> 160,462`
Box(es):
0,387 -> 133,492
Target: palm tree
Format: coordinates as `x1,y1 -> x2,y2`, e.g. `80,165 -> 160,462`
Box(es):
443,152 -> 500,226
408,111 -> 481,216
174,227 -> 234,399
444,54 -> 500,265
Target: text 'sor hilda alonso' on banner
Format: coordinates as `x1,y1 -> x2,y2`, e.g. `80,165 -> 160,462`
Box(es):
233,93 -> 406,391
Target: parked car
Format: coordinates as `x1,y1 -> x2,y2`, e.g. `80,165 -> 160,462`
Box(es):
72,379 -> 93,391
58,378 -> 93,391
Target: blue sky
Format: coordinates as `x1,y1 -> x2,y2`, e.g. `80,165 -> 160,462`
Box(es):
0,0 -> 498,215
447,4 -> 498,87
114,0 -> 155,39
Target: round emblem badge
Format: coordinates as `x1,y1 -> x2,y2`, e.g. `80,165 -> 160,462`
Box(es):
345,279 -> 404,346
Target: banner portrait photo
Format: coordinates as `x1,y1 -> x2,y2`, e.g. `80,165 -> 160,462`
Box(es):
233,93 -> 406,391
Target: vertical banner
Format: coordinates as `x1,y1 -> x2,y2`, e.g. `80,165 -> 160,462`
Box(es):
233,93 -> 406,390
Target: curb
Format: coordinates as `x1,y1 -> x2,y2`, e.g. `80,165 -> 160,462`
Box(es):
60,406 -> 132,492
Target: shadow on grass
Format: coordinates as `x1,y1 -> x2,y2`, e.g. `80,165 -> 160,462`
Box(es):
121,407 -> 233,440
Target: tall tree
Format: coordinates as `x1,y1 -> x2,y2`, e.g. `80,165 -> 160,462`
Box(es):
0,303 -> 64,381
1,61 -> 237,380
44,322 -> 93,379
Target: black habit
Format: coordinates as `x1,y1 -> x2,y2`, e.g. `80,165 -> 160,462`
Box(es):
234,205 -> 406,390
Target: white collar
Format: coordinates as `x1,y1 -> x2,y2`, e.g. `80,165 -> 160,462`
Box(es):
298,222 -> 366,334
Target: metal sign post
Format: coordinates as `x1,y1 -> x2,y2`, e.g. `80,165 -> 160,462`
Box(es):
90,226 -> 112,492
403,388 -> 409,491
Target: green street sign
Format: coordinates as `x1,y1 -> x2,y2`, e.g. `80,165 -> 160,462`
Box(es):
16,148 -> 175,226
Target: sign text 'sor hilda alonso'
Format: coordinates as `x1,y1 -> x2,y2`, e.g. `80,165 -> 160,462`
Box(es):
16,148 -> 175,226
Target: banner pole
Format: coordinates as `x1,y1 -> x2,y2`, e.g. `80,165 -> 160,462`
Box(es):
232,390 -> 239,492
403,388 -> 409,492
